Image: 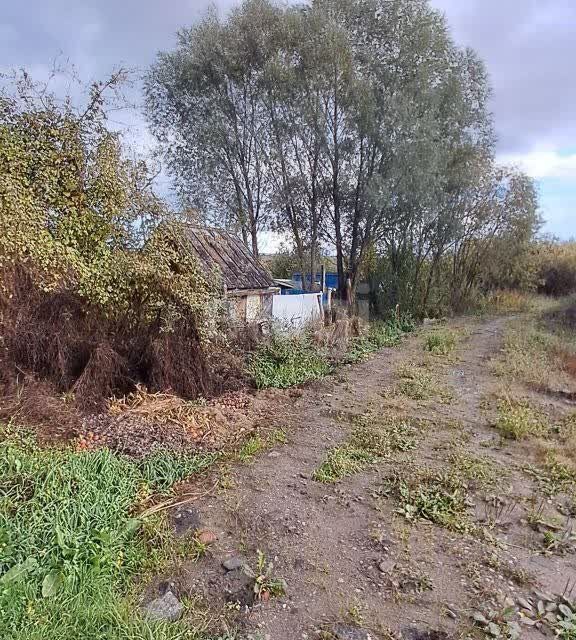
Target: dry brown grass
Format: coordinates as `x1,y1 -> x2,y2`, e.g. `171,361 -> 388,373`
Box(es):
0,266 -> 245,438
108,385 -> 212,434
494,300 -> 576,396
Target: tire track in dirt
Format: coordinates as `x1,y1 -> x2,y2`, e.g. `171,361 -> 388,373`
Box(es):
155,316 -> 573,640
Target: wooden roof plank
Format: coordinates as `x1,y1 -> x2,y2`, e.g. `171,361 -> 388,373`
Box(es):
181,225 -> 275,292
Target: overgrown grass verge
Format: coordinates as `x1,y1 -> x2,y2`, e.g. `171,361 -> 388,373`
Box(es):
475,290 -> 536,315
248,333 -> 331,389
313,415 -> 419,483
344,314 -> 415,364
249,314 -> 416,389
494,297 -> 576,394
0,431 -> 221,640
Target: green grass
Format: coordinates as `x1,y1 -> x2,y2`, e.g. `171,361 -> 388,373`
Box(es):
313,415 -> 419,483
423,330 -> 457,356
495,397 -> 547,440
383,469 -> 470,532
237,435 -> 265,462
448,450 -> 499,488
0,432 -> 221,640
394,363 -> 452,402
312,445 -> 376,483
138,450 -> 219,493
248,333 -> 331,389
344,315 -> 415,364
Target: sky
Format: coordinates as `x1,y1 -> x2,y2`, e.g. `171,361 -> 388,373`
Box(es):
1,0 -> 574,241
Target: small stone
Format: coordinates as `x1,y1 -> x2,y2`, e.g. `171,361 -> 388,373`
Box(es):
222,555 -> 247,572
378,559 -> 396,574
143,591 -> 183,622
331,624 -> 372,640
197,529 -> 218,545
268,451 -> 281,458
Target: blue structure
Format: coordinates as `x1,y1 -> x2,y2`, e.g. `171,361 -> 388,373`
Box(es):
292,271 -> 340,291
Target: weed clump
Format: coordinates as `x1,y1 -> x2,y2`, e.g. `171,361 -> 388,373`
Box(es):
394,363 -> 452,402
382,469 -> 470,531
248,333 -> 331,389
313,415 -> 419,483
496,397 -> 547,440
313,445 -> 376,483
424,330 -> 457,355
448,450 -> 500,488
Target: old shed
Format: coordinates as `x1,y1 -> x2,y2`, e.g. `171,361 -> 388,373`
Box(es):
182,226 -> 279,323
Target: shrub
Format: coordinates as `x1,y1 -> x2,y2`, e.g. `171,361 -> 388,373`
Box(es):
248,333 -> 331,389
536,241 -> 576,297
0,72 -> 226,413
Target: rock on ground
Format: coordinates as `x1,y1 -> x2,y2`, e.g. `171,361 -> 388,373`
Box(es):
332,624 -> 373,640
142,591 -> 183,622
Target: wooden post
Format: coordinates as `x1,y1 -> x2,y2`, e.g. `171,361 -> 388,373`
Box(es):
327,288 -> 333,324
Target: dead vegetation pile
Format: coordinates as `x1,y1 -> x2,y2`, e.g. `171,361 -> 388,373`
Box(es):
79,388 -> 260,457
0,268 -> 248,442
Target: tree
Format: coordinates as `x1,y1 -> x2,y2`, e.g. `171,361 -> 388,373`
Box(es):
145,0 -> 285,257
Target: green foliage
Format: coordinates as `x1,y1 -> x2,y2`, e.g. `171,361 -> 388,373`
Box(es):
472,606 -> 521,640
344,315 -> 415,364
384,470 -> 470,532
137,450 -> 219,493
448,451 -> 499,488
0,71 -> 221,336
0,434 -> 218,640
496,398 -> 547,440
312,445 -> 376,484
244,550 -> 286,601
237,436 -> 265,462
535,240 -> 576,297
394,363 -> 452,402
424,330 -> 457,355
313,415 -> 419,483
248,333 -> 331,389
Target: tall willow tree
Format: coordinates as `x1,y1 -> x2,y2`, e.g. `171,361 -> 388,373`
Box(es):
146,0 -> 536,308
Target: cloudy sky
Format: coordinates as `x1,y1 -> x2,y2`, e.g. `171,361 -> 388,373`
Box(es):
1,0 -> 574,239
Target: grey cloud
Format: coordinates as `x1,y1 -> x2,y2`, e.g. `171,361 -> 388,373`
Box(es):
432,0 -> 576,153
1,0 -> 573,156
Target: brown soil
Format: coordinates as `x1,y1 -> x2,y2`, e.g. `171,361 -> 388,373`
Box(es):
152,316 -> 576,639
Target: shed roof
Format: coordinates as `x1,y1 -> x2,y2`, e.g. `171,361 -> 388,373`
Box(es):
181,226 -> 275,292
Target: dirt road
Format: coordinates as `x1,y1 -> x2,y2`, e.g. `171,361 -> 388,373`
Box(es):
160,316 -> 576,640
